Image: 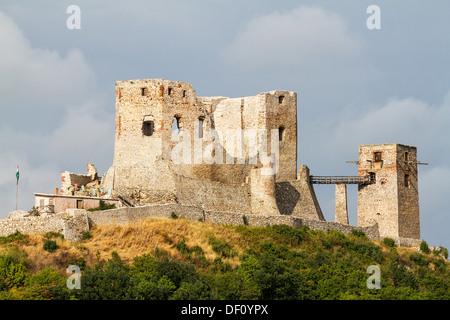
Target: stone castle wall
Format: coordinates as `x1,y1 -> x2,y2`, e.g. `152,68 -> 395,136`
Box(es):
99,79 -> 310,219
0,203 -> 418,246
0,209 -> 89,242
61,163 -> 99,195
86,204 -> 380,241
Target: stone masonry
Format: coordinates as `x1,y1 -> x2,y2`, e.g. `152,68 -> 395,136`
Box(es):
357,144 -> 421,243
335,184 -> 348,224
0,209 -> 89,242
100,79 -> 323,220
12,79 -> 423,247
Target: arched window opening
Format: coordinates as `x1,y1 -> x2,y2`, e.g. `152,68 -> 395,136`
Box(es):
172,116 -> 181,134
142,115 -> 155,136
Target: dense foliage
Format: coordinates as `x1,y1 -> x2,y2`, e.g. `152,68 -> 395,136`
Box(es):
0,224 -> 448,300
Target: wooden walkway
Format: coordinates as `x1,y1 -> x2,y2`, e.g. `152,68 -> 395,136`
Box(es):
310,175 -> 374,185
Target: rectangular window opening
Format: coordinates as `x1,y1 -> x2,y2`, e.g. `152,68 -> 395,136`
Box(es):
278,126 -> 285,141
278,95 -> 285,104
76,200 -> 83,209
168,88 -> 172,96
182,90 -> 186,98
198,117 -> 204,139
141,87 -> 148,96
142,121 -> 154,136
404,174 -> 410,187
374,152 -> 382,162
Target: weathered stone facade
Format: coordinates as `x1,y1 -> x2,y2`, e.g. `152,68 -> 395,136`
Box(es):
61,163 -> 100,195
357,144 -> 420,242
16,79 -> 423,247
0,209 -> 89,242
335,184 -> 348,224
99,79 -> 323,220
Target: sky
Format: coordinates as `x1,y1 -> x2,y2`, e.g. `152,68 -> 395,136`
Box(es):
0,0 -> 449,248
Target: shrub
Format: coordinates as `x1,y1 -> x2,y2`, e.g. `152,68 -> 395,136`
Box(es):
172,241 -> 190,256
87,200 -> 116,212
383,237 -> 396,247
26,268 -> 63,287
171,280 -> 211,300
209,237 -> 236,258
76,252 -> 132,300
409,252 -> 429,267
45,232 -> 64,240
325,230 -> 348,246
154,257 -> 199,288
210,257 -> 231,273
420,240 -> 431,254
170,212 -> 178,219
351,229 -> 367,238
439,246 -> 449,259
321,239 -> 332,249
3,263 -> 27,288
68,256 -> 87,270
346,240 -> 383,263
388,258 -> 419,289
270,224 -> 305,246
0,231 -> 29,245
242,215 -> 248,226
0,251 -> 28,289
43,240 -> 58,252
190,245 -> 204,256
81,231 -> 91,240
434,258 -> 447,273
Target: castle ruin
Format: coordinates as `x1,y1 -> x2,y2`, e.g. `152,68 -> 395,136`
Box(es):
25,79 -> 425,245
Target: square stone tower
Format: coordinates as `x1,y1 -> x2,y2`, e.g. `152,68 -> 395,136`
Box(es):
357,144 -> 420,242
100,79 -> 299,207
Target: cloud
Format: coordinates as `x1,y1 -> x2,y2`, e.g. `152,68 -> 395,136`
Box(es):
323,93 -> 450,164
302,90 -> 450,247
0,100 -> 114,217
223,6 -> 362,70
0,11 -> 112,217
419,166 -> 450,246
0,11 -> 96,123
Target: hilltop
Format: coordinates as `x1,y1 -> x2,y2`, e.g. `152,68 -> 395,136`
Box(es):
0,216 -> 448,300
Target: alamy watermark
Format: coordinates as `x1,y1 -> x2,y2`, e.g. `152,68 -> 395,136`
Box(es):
66,5 -> 81,30
366,265 -> 381,289
66,265 -> 81,289
366,5 -> 381,30
171,127 -> 280,175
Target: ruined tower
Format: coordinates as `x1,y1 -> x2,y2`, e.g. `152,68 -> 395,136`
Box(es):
357,144 -> 420,244
99,78 -> 323,218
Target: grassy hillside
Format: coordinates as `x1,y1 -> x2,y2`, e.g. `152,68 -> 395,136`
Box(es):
0,216 -> 448,300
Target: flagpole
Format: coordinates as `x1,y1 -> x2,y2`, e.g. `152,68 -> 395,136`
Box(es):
16,180 -> 18,211
16,165 -> 19,211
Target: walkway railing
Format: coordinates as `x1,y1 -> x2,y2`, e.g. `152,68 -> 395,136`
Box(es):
310,175 -> 374,185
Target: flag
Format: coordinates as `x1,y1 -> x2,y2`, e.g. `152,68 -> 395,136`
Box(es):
16,165 -> 19,184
